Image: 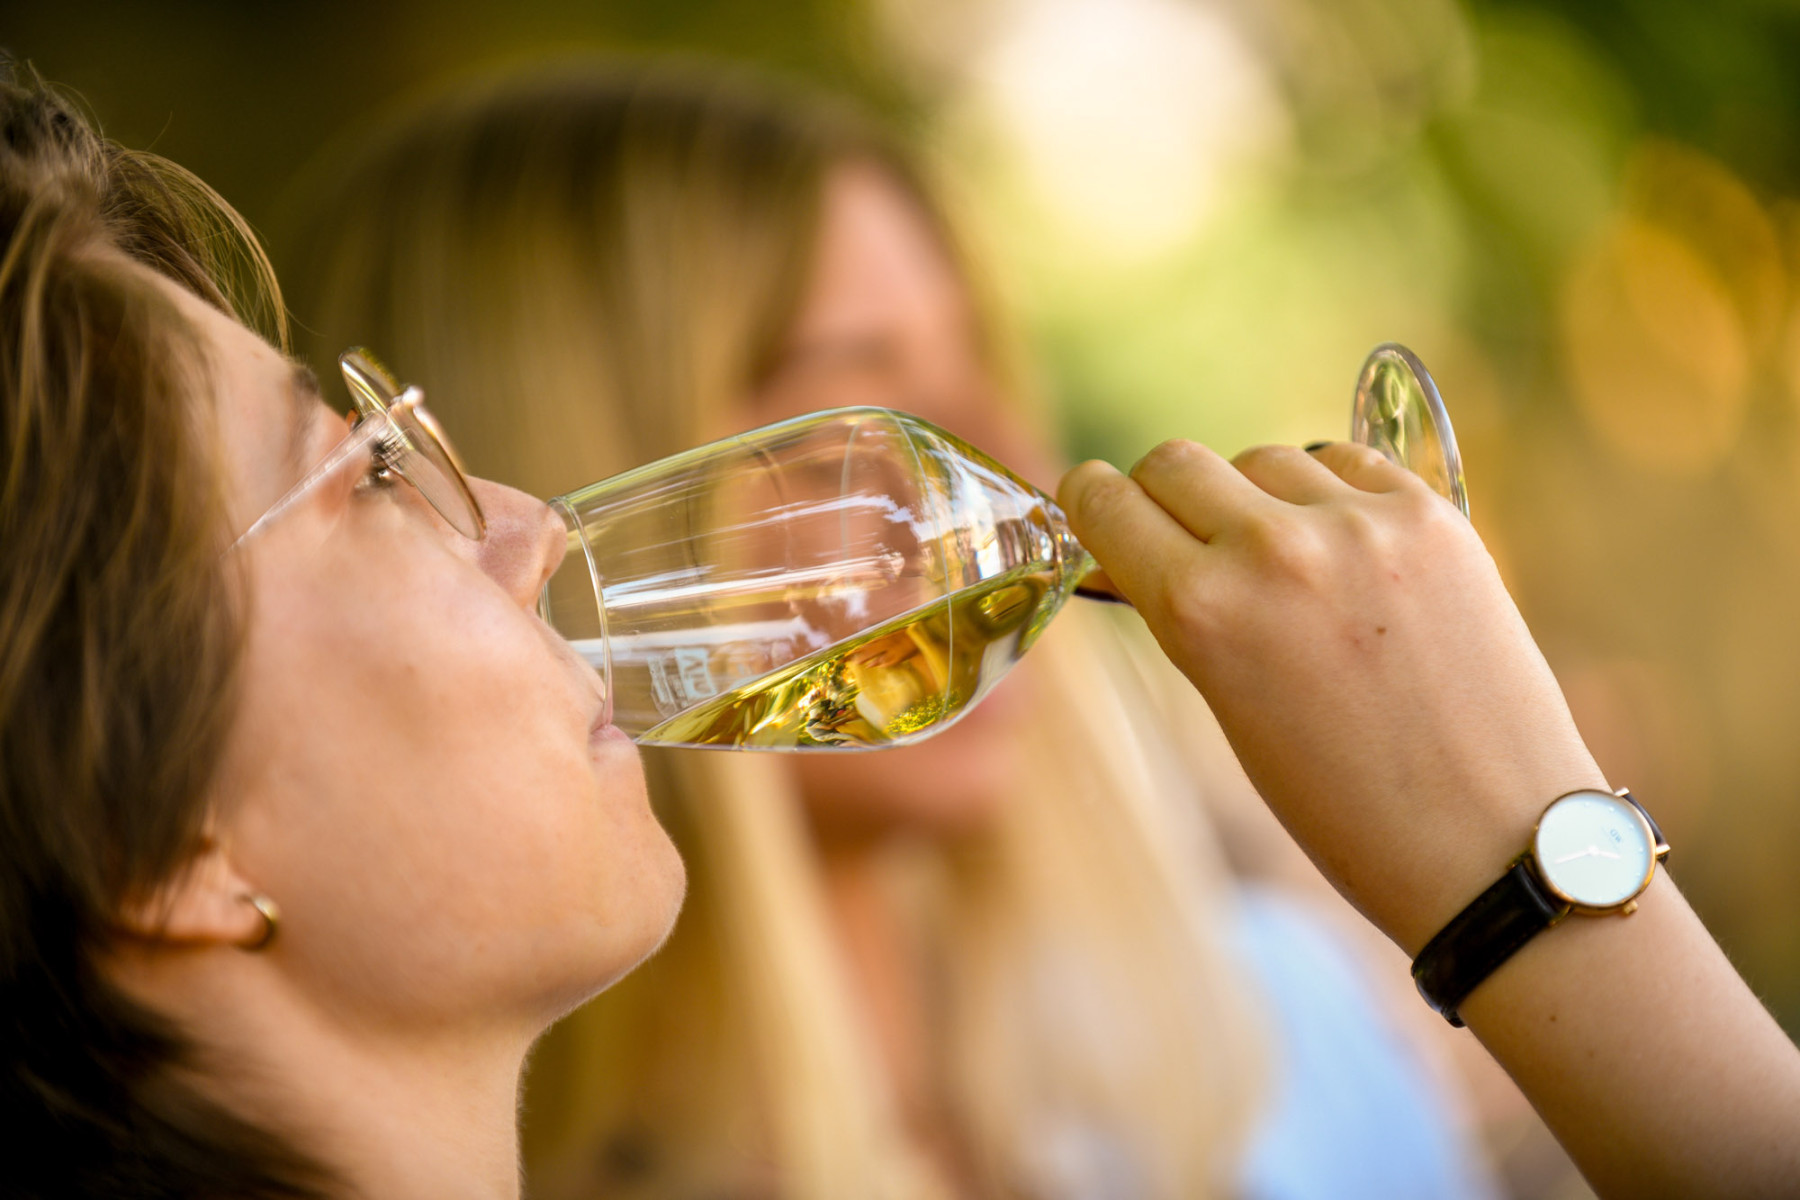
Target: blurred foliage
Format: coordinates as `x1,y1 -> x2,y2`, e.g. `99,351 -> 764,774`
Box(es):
12,0 -> 1800,1050
5,0 -> 909,244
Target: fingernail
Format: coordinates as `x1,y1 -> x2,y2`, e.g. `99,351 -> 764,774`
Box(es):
1304,441 -> 1332,453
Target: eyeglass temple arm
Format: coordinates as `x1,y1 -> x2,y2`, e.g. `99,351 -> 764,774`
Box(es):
229,414 -> 388,551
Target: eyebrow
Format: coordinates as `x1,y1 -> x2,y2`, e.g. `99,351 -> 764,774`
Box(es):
285,361 -> 324,481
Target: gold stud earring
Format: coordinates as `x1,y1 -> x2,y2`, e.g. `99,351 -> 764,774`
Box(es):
241,893 -> 280,951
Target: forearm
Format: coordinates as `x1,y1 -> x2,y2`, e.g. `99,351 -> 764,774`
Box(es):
1246,718 -> 1800,1195
1457,873 -> 1800,1198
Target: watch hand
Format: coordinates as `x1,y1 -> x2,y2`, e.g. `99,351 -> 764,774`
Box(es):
1593,847 -> 1621,860
1552,847 -> 1597,864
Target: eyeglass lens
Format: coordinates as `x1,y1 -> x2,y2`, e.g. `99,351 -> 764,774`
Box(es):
383,402 -> 484,539
339,349 -> 484,539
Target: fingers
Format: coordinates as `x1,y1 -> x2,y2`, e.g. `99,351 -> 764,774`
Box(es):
1231,442 -> 1356,505
1059,438 -> 1420,615
1303,440 -> 1417,495
1057,459 -> 1212,604
1125,438 -> 1275,542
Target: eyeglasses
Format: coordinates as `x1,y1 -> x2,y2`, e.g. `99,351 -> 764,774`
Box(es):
231,348 -> 486,549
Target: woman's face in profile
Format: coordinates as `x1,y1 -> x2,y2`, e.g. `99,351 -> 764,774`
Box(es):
743,162 -> 1060,842
166,271 -> 684,1032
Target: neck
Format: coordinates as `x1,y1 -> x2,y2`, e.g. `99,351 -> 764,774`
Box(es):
112,950 -> 531,1200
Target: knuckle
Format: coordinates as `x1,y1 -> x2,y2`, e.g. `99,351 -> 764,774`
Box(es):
1319,441 -> 1389,480
1342,504 -> 1410,580
1396,483 -> 1459,532
1158,561 -> 1218,634
1232,442 -> 1303,472
1069,469 -> 1137,527
1354,488 -> 1466,569
1331,501 -> 1384,550
1132,438 -> 1207,479
1241,511 -> 1327,584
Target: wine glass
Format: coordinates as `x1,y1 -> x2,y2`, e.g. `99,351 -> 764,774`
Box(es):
541,343 -> 1466,750
539,409 -> 1089,750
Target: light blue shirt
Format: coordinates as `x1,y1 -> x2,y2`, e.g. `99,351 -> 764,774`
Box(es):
1229,888 -> 1500,1200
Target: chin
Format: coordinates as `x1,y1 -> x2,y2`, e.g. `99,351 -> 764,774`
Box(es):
640,831 -> 689,954
541,848 -> 686,1023
544,781 -> 690,1013
612,819 -> 689,979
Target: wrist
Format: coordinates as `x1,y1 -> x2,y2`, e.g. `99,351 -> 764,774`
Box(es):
1382,755 -> 1611,958
1410,783 -> 1668,1025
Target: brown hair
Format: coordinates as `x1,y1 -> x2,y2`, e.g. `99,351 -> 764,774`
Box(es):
0,61 -> 326,1196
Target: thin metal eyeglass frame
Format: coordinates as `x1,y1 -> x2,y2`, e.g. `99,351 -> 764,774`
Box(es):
229,352 -> 487,550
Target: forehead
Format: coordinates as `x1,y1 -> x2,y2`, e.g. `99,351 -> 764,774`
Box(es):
143,266 -> 329,533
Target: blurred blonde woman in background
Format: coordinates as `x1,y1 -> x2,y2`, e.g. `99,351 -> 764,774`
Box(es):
288,59 -> 1492,1200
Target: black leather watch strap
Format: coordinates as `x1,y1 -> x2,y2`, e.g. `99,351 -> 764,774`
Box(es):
1619,788 -> 1671,861
1412,856 -> 1569,1027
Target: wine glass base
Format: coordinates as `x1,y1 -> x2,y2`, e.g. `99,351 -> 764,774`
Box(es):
1352,343 -> 1469,518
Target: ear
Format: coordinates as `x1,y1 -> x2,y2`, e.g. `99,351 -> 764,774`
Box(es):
116,829 -> 270,948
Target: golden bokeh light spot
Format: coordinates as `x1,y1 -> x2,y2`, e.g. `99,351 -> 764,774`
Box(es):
1562,217 -> 1749,477
1783,305 -> 1800,424
1623,139 -> 1784,356
1778,211 -> 1800,429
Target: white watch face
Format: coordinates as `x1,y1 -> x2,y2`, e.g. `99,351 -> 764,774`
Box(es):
1534,791 -> 1655,907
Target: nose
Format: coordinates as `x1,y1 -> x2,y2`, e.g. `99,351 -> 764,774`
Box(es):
467,478 -> 568,610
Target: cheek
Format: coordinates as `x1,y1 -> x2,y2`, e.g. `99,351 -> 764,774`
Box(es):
223,541 -> 665,1012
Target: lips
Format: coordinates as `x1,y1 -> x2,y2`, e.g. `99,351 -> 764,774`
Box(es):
588,680 -> 628,750
589,719 -> 629,747
549,625 -> 615,747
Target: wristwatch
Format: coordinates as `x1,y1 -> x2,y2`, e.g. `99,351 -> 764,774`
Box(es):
1411,787 -> 1670,1027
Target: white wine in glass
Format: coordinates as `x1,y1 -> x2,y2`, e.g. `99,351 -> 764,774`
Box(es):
541,344 -> 1465,751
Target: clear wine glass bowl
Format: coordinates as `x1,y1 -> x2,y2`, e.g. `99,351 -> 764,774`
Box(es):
542,342 -> 1467,751
540,409 -> 1092,750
